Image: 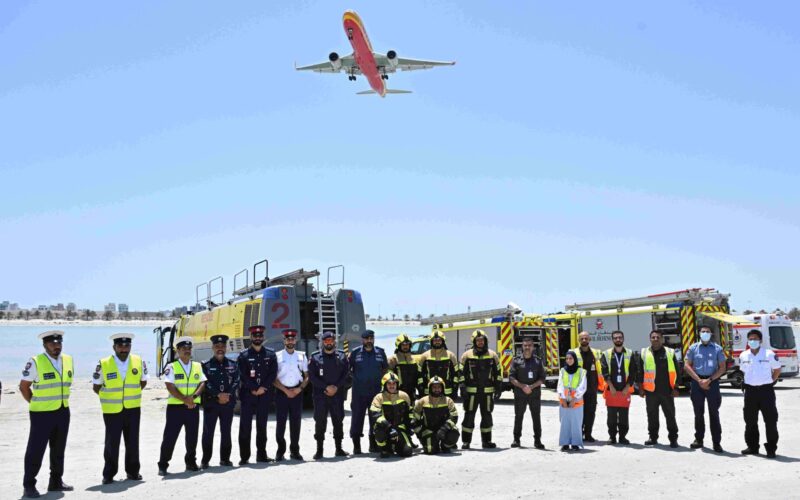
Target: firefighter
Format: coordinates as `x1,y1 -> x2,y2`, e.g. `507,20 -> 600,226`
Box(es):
419,330 -> 460,398
388,333 -> 423,448
200,334 -> 239,468
93,333 -> 147,484
413,376 -> 459,454
20,330 -> 74,498
637,330 -> 681,448
158,336 -> 206,475
348,329 -> 388,454
308,331 -> 350,459
459,329 -> 502,449
273,328 -> 309,461
684,326 -> 726,452
600,330 -> 636,445
568,331 -> 606,443
237,324 -> 278,465
369,372 -> 413,458
739,329 -> 781,458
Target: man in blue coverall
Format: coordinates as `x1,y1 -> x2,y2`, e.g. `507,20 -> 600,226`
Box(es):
309,331 -> 350,459
348,330 -> 388,454
237,325 -> 277,465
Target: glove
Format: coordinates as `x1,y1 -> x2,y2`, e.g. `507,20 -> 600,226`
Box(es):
388,427 -> 399,442
436,426 -> 448,442
493,391 -> 502,401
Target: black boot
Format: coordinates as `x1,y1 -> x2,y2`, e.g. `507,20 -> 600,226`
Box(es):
313,440 -> 324,460
334,439 -> 349,457
481,432 -> 497,449
368,436 -> 379,453
275,441 -> 287,462
380,446 -> 392,458
352,438 -> 362,455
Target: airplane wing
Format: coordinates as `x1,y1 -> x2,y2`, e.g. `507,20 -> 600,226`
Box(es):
295,54 -> 360,74
373,53 -> 455,72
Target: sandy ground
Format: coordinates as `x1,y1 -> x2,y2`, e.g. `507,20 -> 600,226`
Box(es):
1,379 -> 798,499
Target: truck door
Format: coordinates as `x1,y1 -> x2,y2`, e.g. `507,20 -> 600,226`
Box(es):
334,289 -> 366,350
261,285 -> 301,352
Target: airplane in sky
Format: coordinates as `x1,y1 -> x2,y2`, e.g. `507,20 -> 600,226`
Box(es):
296,10 -> 455,97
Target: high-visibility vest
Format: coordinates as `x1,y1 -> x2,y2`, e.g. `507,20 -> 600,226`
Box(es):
569,348 -> 607,391
640,347 -> 677,392
559,368 -> 585,408
603,348 -> 635,395
167,360 -> 203,405
99,354 -> 143,414
30,353 -> 73,412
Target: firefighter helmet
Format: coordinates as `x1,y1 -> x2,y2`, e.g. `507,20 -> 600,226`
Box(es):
381,372 -> 400,391
471,329 -> 487,342
431,330 -> 446,342
428,376 -> 447,391
395,333 -> 412,349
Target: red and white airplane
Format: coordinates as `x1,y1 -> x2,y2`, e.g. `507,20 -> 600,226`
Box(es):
296,10 -> 455,97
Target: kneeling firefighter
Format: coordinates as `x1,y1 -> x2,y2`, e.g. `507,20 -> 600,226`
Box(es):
369,373 -> 413,458
413,377 -> 459,454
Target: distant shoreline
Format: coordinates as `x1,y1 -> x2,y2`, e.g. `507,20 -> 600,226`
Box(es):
0,319 -> 422,327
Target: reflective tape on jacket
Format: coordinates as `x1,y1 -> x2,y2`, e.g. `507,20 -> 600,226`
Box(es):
30,354 -> 73,412
99,354 -> 143,413
167,360 -> 202,405
569,348 -> 607,391
640,347 -> 677,392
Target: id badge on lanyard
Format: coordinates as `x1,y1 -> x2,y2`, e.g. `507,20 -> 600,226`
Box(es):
615,352 -> 625,384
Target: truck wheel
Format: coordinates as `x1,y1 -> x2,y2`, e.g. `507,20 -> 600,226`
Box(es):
730,370 -> 744,389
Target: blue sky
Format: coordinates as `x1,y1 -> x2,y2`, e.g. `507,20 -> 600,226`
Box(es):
1,1 -> 799,315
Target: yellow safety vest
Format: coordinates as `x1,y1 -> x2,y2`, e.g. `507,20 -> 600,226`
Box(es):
99,354 -> 143,414
560,368 -> 585,407
30,353 -> 73,412
604,348 -> 634,394
641,347 -> 677,392
569,347 -> 607,391
167,360 -> 202,405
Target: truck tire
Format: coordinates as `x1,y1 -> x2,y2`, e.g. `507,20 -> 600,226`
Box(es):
730,370 -> 744,389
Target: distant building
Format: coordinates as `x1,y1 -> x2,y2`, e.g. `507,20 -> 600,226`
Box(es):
0,301 -> 8,311
9,303 -> 19,311
104,303 -> 116,313
118,303 -> 129,313
38,305 -> 47,311
173,306 -> 188,317
53,303 -> 65,311
66,303 -> 77,312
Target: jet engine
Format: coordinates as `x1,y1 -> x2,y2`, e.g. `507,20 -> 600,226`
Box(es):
329,52 -> 342,71
386,50 -> 398,68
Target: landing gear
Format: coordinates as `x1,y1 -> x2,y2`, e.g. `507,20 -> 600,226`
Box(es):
381,74 -> 389,80
348,75 -> 356,82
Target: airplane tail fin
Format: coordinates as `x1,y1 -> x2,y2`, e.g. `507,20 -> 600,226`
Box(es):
356,89 -> 413,96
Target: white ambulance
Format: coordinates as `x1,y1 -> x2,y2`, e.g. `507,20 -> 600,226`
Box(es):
728,313 -> 798,387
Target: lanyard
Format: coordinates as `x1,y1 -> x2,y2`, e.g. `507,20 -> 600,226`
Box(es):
614,351 -> 625,372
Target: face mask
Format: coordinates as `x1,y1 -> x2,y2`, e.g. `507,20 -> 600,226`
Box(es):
748,339 -> 760,349
700,332 -> 711,343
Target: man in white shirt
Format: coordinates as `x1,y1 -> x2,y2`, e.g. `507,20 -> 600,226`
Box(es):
273,329 -> 309,461
92,333 -> 148,484
738,329 -> 781,458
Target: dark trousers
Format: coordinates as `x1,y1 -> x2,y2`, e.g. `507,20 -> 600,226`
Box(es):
582,388 -> 597,437
743,384 -> 779,453
275,390 -> 303,453
201,403 -> 234,464
607,406 -> 629,439
158,405 -> 199,470
314,394 -> 345,441
645,392 -> 678,442
690,380 -> 722,444
239,395 -> 270,460
462,391 -> 494,443
23,407 -> 70,489
512,390 -> 542,441
373,422 -> 413,457
349,391 -> 376,439
420,426 -> 460,454
102,407 -> 140,479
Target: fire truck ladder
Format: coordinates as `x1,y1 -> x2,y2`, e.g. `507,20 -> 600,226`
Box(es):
564,288 -> 730,311
421,303 -> 522,326
314,266 -> 345,344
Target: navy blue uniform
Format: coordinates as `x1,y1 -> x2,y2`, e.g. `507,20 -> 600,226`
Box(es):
308,349 -> 349,442
237,346 -> 277,461
201,356 -> 239,464
348,346 -> 388,439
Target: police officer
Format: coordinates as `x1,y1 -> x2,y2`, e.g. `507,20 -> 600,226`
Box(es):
413,376 -> 460,455
201,334 -> 239,468
568,332 -> 606,443
93,333 -> 147,484
460,329 -> 502,449
369,372 -> 413,458
20,330 -> 74,498
739,329 -> 782,458
684,326 -> 727,452
237,324 -> 278,464
158,336 -> 206,475
509,337 -> 546,449
273,328 -> 309,461
419,330 -> 461,398
308,331 -> 350,459
348,329 -> 388,454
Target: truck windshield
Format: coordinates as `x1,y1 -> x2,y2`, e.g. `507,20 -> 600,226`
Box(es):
768,326 -> 796,349
410,340 -> 430,355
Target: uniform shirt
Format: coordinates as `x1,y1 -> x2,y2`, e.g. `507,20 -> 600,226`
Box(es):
686,342 -> 726,378
237,346 -> 278,395
276,349 -> 308,387
164,360 -> 207,384
348,346 -> 388,395
20,352 -> 64,382
508,354 -> 545,394
309,349 -> 348,397
739,348 -> 781,386
92,354 -> 149,385
580,349 -> 599,390
202,356 -> 239,406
